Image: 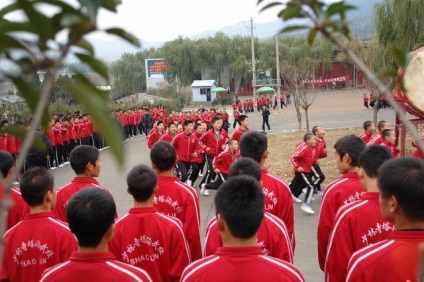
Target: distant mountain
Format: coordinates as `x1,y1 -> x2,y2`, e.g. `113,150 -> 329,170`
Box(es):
89,0 -> 383,62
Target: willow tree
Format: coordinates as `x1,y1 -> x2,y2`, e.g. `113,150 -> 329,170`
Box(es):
375,0 -> 424,52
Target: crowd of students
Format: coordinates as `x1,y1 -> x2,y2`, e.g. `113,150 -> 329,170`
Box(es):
1,106 -> 424,281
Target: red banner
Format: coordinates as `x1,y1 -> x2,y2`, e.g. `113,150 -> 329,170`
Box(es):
302,75 -> 350,84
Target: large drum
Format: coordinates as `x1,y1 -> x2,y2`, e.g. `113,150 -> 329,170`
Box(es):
397,46 -> 424,118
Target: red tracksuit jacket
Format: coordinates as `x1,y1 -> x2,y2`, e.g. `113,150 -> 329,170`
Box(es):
171,132 -> 202,162
212,149 -> 238,175
290,142 -> 315,173
199,129 -> 229,157
324,192 -> 394,282
39,252 -> 153,282
181,246 -> 305,282
0,186 -> 30,230
261,170 -> 295,250
231,127 -> 249,142
53,177 -> 116,223
317,172 -> 364,270
346,230 -> 424,282
204,212 -> 293,263
0,212 -> 78,282
109,207 -> 190,282
153,175 -> 201,261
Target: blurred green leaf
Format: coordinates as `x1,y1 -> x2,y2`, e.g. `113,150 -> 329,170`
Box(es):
64,73 -> 124,166
0,20 -> 34,33
75,53 -> 109,80
280,3 -> 304,21
13,77 -> 50,129
326,2 -> 356,17
0,2 -> 21,18
101,0 -> 121,12
381,69 -> 398,78
17,0 -> 53,45
279,25 -> 309,34
259,2 -> 282,13
105,28 -> 140,47
307,28 -> 317,46
0,34 -> 28,52
75,39 -> 94,55
60,13 -> 85,27
1,125 -> 44,150
391,46 -> 411,70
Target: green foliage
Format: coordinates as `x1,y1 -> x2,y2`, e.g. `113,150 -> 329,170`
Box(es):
0,0 -> 140,166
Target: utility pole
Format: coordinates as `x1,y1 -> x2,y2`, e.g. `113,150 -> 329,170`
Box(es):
276,36 -> 281,111
250,17 -> 257,101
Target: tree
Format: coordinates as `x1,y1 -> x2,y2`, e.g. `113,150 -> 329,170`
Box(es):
280,36 -> 333,131
0,0 -> 140,264
375,0 -> 424,52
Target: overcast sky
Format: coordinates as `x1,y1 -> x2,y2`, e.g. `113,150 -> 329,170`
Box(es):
1,0 -> 283,42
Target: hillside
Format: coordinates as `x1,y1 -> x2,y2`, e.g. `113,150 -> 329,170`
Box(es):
89,0 -> 383,61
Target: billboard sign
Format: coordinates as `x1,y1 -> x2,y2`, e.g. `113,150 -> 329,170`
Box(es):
146,59 -> 168,78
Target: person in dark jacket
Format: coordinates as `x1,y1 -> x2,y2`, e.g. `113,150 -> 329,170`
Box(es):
142,109 -> 154,136
25,123 -> 52,170
261,106 -> 271,131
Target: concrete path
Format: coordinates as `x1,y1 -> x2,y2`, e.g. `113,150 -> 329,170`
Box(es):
51,89 -> 400,282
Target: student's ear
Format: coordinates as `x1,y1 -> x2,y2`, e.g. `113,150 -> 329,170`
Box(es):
343,153 -> 352,165
262,150 -> 269,160
105,223 -> 115,242
216,214 -> 226,232
153,185 -> 158,194
151,162 -> 158,170
127,188 -> 131,195
7,167 -> 14,179
389,195 -> 398,214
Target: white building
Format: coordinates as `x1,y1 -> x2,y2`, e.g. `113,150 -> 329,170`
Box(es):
191,80 -> 217,102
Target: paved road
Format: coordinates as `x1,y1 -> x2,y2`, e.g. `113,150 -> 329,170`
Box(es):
51,89 -> 400,282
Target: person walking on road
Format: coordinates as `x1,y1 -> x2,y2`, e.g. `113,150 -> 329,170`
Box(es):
261,106 -> 271,131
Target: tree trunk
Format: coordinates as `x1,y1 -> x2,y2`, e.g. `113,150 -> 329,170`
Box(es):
304,107 -> 310,132
373,99 -> 378,126
294,88 -> 302,130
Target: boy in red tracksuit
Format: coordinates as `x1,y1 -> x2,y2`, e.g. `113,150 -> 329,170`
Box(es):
380,129 -> 399,157
151,141 -> 202,261
204,157 -> 293,263
181,176 -> 305,282
325,145 -> 393,282
367,120 -> 389,145
311,126 -> 327,194
0,151 -> 30,230
171,120 -> 202,184
109,164 -> 190,282
289,133 -> 317,214
199,117 -> 229,196
40,188 -> 152,282
346,157 -> 424,282
1,167 -> 78,282
232,108 -> 241,129
231,115 -> 249,142
239,131 -> 295,250
52,120 -> 64,167
53,145 -> 117,223
159,122 -> 177,143
204,139 -> 239,191
147,120 -> 165,149
358,120 -> 375,144
317,135 -> 366,271
187,123 -> 205,185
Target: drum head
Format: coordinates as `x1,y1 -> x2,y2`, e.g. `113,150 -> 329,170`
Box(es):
404,49 -> 424,117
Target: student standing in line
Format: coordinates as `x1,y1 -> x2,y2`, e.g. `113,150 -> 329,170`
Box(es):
346,157 -> 424,282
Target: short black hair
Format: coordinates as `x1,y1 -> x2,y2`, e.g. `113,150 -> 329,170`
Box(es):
167,122 -> 176,129
20,167 -> 54,207
183,119 -> 193,128
304,133 -> 314,142
150,141 -> 176,171
157,121 -> 164,126
67,188 -> 116,248
228,158 -> 261,181
239,131 -> 267,163
358,145 -> 392,178
312,126 -> 321,135
363,120 -> 373,130
238,115 -> 248,124
0,150 -> 14,178
333,134 -> 366,167
70,145 -> 99,174
378,157 -> 424,220
194,123 -> 202,130
382,129 -> 393,139
127,164 -> 157,202
211,117 -> 221,125
215,175 -> 264,239
377,120 -> 388,132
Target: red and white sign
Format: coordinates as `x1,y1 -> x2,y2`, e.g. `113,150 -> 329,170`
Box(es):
302,75 -> 350,84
